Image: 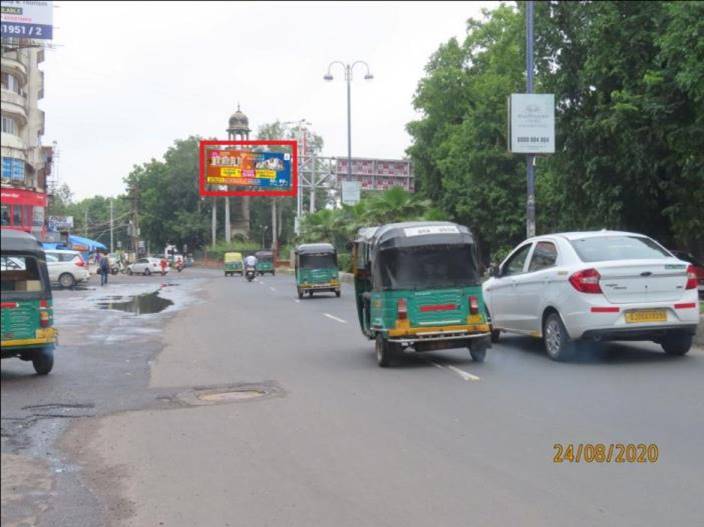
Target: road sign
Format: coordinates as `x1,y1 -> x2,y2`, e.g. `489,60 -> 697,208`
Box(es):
341,180 -> 361,205
1,1 -> 53,40
508,94 -> 555,154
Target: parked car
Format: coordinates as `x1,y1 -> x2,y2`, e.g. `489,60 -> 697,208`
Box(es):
127,257 -> 169,276
45,249 -> 90,288
669,250 -> 704,299
483,231 -> 700,361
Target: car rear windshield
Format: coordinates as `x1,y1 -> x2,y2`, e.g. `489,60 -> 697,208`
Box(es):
300,253 -> 336,269
377,244 -> 479,290
569,236 -> 671,262
1,255 -> 47,293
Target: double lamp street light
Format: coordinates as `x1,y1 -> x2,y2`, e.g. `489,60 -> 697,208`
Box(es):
323,61 -> 374,183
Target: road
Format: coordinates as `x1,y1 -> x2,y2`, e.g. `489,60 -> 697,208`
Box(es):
2,269 -> 703,526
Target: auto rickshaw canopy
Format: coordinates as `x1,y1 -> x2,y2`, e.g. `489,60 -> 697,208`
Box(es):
224,252 -> 243,263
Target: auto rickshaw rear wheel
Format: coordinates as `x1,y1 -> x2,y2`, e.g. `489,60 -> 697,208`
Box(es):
468,345 -> 487,363
376,334 -> 395,367
335,290 -> 341,298
308,290 -> 314,297
32,348 -> 54,375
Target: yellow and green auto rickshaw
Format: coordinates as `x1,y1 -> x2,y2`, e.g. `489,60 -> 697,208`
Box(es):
295,243 -> 340,299
224,252 -> 243,276
1,229 -> 56,374
352,221 -> 491,367
255,250 -> 275,276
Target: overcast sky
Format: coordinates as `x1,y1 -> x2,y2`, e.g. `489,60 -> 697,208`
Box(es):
42,1 -> 500,200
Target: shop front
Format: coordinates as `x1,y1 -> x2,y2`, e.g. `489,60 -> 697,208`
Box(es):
0,187 -> 47,240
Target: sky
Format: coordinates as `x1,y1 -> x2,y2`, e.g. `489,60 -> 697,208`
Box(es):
42,1 -> 501,200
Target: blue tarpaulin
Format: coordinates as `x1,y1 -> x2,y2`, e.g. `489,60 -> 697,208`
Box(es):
42,236 -> 107,260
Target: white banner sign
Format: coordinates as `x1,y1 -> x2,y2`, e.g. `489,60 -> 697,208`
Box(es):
341,180 -> 361,205
509,93 -> 555,154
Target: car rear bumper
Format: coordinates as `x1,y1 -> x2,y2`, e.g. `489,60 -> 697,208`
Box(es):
581,324 -> 698,342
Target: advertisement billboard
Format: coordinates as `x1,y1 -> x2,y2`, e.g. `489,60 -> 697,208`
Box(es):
508,94 -> 555,154
199,140 -> 297,197
1,1 -> 53,40
47,215 -> 73,231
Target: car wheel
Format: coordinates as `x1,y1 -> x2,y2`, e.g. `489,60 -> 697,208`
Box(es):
32,348 -> 54,375
59,273 -> 75,289
543,312 -> 575,361
376,334 -> 395,367
144,268 -> 151,276
660,334 -> 693,356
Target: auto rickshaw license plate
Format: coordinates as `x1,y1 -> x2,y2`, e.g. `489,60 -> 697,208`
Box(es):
625,310 -> 667,323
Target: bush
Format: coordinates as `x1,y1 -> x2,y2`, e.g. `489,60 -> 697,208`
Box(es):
204,241 -> 260,261
337,253 -> 352,273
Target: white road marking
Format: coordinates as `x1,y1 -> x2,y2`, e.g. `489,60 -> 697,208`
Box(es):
323,313 -> 348,324
269,287 -> 277,292
430,360 -> 480,382
294,299 -> 300,303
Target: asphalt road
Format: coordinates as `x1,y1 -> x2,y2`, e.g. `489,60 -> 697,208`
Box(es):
2,269 -> 703,526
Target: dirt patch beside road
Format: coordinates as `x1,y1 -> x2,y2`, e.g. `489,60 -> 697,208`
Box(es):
1,453 -> 53,527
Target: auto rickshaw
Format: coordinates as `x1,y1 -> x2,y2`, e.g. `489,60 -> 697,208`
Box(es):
1,230 -> 57,374
294,243 -> 341,299
224,252 -> 243,276
352,221 -> 491,367
255,250 -> 275,276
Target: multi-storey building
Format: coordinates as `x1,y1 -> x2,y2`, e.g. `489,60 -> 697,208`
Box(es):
1,37 -> 51,240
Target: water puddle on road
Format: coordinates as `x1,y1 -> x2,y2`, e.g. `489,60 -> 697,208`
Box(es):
97,291 -> 173,314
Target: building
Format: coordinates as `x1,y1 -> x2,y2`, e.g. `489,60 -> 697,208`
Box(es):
335,157 -> 414,192
1,37 -> 51,239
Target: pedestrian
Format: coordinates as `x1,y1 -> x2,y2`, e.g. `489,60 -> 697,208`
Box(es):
99,251 -> 110,286
159,257 -> 168,275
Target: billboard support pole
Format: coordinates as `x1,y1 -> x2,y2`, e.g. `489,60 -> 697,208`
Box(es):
525,0 -> 536,238
310,154 -> 317,214
110,199 -> 114,253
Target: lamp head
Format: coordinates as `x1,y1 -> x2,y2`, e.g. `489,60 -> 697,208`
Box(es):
323,74 -> 334,81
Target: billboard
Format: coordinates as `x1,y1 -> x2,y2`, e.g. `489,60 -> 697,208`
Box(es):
508,94 -> 555,154
335,158 -> 413,192
199,140 -> 297,197
1,1 -> 53,40
47,215 -> 73,231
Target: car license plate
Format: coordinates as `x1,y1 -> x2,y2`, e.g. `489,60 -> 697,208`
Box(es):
625,310 -> 667,323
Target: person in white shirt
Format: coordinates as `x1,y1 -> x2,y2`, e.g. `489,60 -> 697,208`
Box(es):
244,254 -> 257,268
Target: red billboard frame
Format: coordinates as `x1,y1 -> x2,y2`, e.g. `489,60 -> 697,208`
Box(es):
199,140 -> 297,197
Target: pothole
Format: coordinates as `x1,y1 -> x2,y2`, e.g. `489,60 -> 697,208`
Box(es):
96,291 -> 173,314
171,382 -> 283,407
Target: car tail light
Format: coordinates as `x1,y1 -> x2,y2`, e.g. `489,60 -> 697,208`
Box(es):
39,310 -> 50,328
569,268 -> 602,294
469,295 -> 479,315
73,255 -> 85,267
397,298 -> 408,320
685,265 -> 697,290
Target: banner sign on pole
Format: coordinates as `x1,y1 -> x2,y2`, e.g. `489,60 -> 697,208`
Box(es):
1,1 -> 53,40
508,94 -> 555,154
341,180 -> 361,205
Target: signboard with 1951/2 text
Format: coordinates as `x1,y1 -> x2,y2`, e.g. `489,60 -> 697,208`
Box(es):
508,94 -> 555,154
1,1 -> 53,40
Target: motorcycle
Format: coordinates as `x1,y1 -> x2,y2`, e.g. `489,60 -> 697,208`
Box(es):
245,265 -> 256,282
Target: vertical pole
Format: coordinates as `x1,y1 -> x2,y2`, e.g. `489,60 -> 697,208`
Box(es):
525,0 -> 536,238
110,198 -> 114,253
224,197 -> 231,242
310,154 -> 316,214
346,65 -> 352,185
211,198 -> 217,249
84,209 -> 88,237
272,200 -> 277,250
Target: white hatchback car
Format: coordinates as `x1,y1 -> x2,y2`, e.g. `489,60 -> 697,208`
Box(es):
483,231 -> 700,360
45,250 -> 90,288
127,257 -> 168,276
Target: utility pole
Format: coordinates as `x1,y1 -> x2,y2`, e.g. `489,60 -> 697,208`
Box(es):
310,153 -> 316,214
84,209 -> 88,237
109,199 -> 114,253
211,199 -> 217,249
271,200 -> 277,250
525,0 -> 536,238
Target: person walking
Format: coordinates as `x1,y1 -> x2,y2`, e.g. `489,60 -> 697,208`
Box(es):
99,251 -> 110,286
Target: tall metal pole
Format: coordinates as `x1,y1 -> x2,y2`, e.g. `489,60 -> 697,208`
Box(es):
109,198 -> 114,253
525,0 -> 536,238
211,199 -> 217,249
84,209 -> 88,237
346,65 -> 352,183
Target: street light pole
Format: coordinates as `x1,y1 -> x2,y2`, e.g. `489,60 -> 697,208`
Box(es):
525,0 -> 536,238
324,60 -> 373,197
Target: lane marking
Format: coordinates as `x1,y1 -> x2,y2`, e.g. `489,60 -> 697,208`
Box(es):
323,313 -> 348,324
294,299 -> 300,303
269,287 -> 277,292
430,360 -> 480,381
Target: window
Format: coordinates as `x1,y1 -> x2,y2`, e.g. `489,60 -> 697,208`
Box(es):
0,255 -> 46,293
2,116 -> 19,135
12,206 -> 22,226
46,253 -> 59,263
502,244 -> 532,276
1,205 -> 9,225
528,242 -> 558,272
1,72 -> 22,94
570,236 -> 671,262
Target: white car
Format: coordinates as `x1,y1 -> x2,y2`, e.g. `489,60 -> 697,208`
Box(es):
128,257 -> 168,276
45,249 -> 90,288
483,231 -> 700,361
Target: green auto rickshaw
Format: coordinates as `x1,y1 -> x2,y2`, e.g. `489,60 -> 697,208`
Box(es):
224,252 -> 243,276
255,250 -> 275,276
1,230 -> 56,374
295,243 -> 340,299
352,221 -> 491,367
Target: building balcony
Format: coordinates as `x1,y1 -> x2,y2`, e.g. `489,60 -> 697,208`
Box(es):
1,56 -> 28,85
1,89 -> 28,125
1,132 -> 26,152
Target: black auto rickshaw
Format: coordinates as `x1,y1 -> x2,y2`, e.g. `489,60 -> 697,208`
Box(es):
294,243 -> 341,298
255,250 -> 275,276
1,230 -> 56,374
352,221 -> 490,367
